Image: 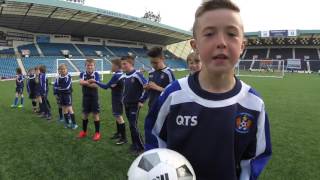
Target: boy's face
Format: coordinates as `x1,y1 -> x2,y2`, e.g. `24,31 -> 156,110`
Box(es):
188,59 -> 202,74
59,67 -> 68,76
121,60 -> 133,73
29,69 -> 35,75
86,62 -> 95,73
150,57 -> 165,70
111,64 -> 120,72
35,69 -> 40,75
192,9 -> 245,75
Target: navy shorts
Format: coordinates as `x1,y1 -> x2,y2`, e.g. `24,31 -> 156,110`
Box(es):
29,93 -> 36,99
16,87 -> 23,94
112,99 -> 123,116
55,95 -> 61,105
59,94 -> 72,106
82,96 -> 99,114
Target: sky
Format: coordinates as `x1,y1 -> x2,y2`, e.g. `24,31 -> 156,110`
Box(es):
85,0 -> 320,32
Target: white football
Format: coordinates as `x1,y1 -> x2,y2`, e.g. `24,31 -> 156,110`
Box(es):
127,148 -> 196,180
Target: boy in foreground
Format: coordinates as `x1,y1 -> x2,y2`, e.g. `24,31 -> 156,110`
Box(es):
144,0 -> 272,179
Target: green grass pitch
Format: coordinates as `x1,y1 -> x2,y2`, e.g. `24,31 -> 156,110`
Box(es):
0,71 -> 319,180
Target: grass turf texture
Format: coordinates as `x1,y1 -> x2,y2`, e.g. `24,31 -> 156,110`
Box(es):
0,71 -> 319,180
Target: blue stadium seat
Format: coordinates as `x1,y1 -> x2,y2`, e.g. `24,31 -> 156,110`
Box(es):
106,46 -> 135,57
165,59 -> 187,69
0,57 -> 19,78
130,48 -> 148,57
76,44 -> 114,57
38,43 -> 81,57
0,48 -> 15,55
22,56 -> 76,74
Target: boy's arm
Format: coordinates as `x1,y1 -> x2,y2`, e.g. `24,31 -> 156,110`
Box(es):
144,81 -> 180,150
94,73 -> 120,89
239,105 -> 272,180
136,72 -> 148,104
79,72 -> 88,86
53,78 -> 58,95
139,74 -> 150,103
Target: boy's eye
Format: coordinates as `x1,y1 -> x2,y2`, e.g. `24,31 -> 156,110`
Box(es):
227,30 -> 239,37
204,32 -> 213,37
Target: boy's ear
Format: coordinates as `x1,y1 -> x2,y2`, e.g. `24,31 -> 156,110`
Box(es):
240,39 -> 246,54
190,39 -> 199,54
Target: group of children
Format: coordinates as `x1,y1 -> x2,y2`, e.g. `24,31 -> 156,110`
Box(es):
10,1 -> 272,178
12,65 -> 52,120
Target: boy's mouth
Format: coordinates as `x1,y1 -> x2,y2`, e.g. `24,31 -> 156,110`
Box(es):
212,54 -> 228,60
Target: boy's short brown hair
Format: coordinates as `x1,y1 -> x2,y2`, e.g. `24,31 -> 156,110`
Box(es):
85,58 -> 96,65
186,52 -> 200,64
192,0 -> 241,38
16,67 -> 22,74
111,58 -> 122,68
39,65 -> 46,73
147,46 -> 164,58
58,63 -> 67,70
121,55 -> 135,65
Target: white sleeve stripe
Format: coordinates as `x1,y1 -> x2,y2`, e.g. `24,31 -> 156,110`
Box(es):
239,159 -> 251,180
255,105 -> 267,156
133,73 -> 145,85
151,93 -> 175,148
163,69 -> 173,82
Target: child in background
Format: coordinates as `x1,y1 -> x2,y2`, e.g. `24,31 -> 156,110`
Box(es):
89,58 -> 127,145
121,55 -> 147,154
38,65 -> 51,120
26,68 -> 37,112
11,67 -> 24,108
78,58 -> 101,141
54,64 -> 77,129
53,69 -> 64,123
187,52 -> 202,75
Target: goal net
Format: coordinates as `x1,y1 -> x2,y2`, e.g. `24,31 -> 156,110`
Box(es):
56,58 -> 105,81
235,59 -> 285,78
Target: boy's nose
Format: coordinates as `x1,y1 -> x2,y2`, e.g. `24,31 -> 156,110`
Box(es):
216,34 -> 227,49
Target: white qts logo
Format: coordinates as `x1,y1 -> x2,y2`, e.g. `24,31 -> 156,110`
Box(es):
176,115 -> 198,126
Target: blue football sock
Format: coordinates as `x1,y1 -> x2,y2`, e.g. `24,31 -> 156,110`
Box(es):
14,97 -> 18,105
21,97 -> 24,105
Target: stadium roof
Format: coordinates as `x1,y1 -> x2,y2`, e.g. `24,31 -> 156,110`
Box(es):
0,0 -> 192,45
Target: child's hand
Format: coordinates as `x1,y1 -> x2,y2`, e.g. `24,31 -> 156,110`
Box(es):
138,102 -> 144,108
87,79 -> 96,84
143,84 -> 150,90
148,82 -> 162,91
80,80 -> 89,86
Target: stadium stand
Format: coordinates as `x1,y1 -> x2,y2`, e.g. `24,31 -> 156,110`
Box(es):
17,44 -> 39,56
130,48 -> 148,57
295,48 -> 319,60
0,48 -> 15,55
106,46 -> 134,57
0,57 -> 19,78
269,48 -> 293,59
38,43 -> 81,57
76,44 -> 113,57
244,49 -> 268,59
22,56 -> 76,74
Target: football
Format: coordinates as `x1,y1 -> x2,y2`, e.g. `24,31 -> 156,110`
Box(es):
127,148 -> 196,180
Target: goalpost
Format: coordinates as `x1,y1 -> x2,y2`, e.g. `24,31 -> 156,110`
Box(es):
56,58 -> 105,81
235,59 -> 285,78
